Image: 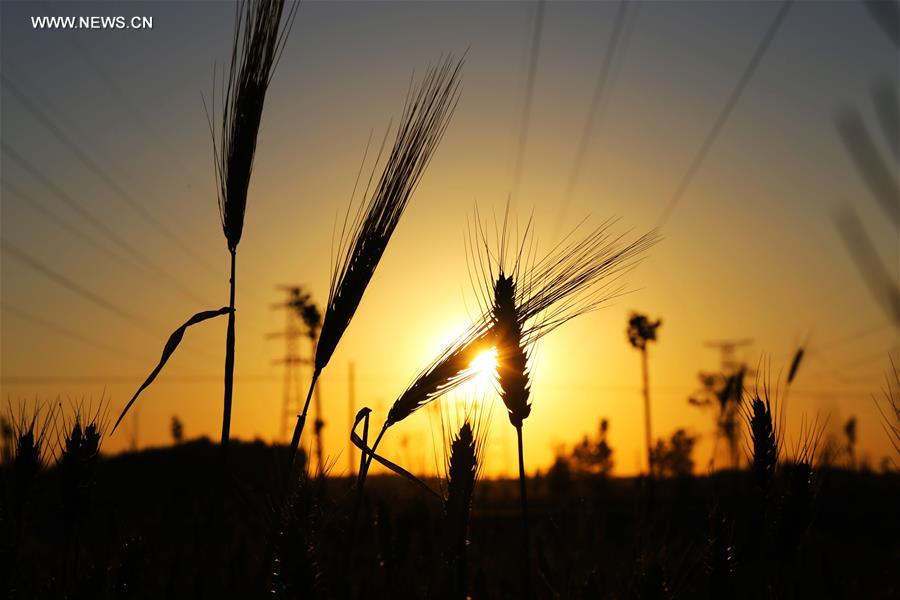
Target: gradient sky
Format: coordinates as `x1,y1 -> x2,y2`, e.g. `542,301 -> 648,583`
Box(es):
1,1 -> 897,477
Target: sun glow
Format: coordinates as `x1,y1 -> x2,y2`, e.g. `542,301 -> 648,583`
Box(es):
467,348 -> 499,393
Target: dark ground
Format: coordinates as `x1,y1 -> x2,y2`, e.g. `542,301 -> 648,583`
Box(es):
3,438 -> 898,599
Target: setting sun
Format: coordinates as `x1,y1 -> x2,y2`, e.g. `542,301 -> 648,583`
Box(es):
465,348 -> 499,395
2,0 -> 897,595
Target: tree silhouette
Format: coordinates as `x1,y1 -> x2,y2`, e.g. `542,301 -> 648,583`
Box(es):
844,416 -> 857,469
650,429 -> 698,478
170,416 -> 184,445
689,368 -> 745,470
627,313 -> 662,474
571,418 -> 614,477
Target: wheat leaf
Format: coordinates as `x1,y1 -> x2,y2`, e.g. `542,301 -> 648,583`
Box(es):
113,307 -> 232,433
351,408 -> 440,499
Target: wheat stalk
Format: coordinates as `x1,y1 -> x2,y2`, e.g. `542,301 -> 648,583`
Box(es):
286,55 -> 464,465
443,419 -> 483,599
786,347 -> 805,384
387,322 -> 494,428
351,207 -> 655,592
742,387 -> 778,499
206,0 -> 297,447
873,359 -> 899,469
469,210 -> 660,346
356,208 -> 656,504
489,259 -> 534,594
739,365 -> 783,575
476,206 -> 656,592
5,400 -> 54,530
378,213 -> 658,431
55,399 -> 108,592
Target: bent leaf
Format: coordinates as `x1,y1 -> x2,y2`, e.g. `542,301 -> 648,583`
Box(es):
113,307 -> 232,433
351,407 -> 439,499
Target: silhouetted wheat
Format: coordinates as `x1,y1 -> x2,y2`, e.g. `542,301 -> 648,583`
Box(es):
443,420 -> 482,599
58,406 -> 105,528
113,308 -> 232,434
351,323 -> 492,521
494,273 -> 531,428
112,1 -> 295,450
786,347 -> 804,385
295,294 -> 327,472
287,55 -> 464,465
740,370 -> 782,574
268,465 -> 326,598
387,323 -> 494,429
490,265 -> 535,594
468,213 -> 659,344
370,210 -> 656,443
469,206 -> 659,594
5,401 -> 54,529
789,413 -> 827,471
207,0 -> 297,447
773,411 -> 826,582
742,386 -> 778,499
351,209 -> 655,527
56,402 -> 107,592
873,358 -> 899,468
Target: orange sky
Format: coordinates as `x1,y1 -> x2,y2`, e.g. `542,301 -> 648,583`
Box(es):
1,1 -> 897,476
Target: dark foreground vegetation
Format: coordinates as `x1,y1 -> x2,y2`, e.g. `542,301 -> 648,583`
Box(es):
3,437 -> 897,599
3,1 -> 898,598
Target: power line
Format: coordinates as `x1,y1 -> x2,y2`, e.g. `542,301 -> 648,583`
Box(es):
0,301 -> 144,362
2,71 -> 268,307
62,32 -> 201,187
556,0 -> 629,232
816,322 -> 893,351
0,374 -> 279,385
0,74 -> 222,279
0,239 -> 222,362
0,373 -> 872,397
1,238 -> 164,336
1,143 -> 213,306
1,180 -> 213,306
2,180 -> 136,271
655,0 -> 794,229
810,344 -> 897,374
511,0 -> 546,201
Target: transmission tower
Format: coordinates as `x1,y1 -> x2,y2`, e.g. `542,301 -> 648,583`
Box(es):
700,338 -> 754,470
269,286 -> 309,444
703,338 -> 754,373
